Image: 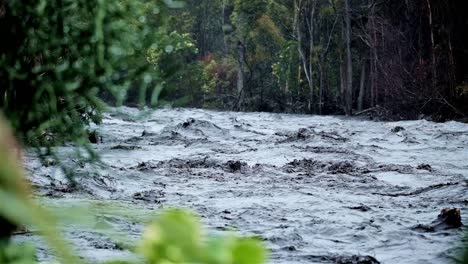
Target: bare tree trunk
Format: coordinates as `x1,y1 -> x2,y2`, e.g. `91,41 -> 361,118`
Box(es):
221,0 -> 228,54
307,2 -> 316,112
295,0 -> 316,113
357,63 -> 366,111
288,0 -> 299,101
294,3 -> 300,105
340,57 -> 346,111
296,5 -> 312,104
318,10 -> 339,115
426,0 -> 437,93
344,0 -> 353,115
236,41 -> 246,111
369,0 -> 377,107
447,35 -> 456,97
285,56 -> 291,106
369,57 -> 375,106
200,1 -> 207,57
318,62 -> 324,114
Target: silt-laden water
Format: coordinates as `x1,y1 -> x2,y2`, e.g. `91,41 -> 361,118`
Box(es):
17,107 -> 468,263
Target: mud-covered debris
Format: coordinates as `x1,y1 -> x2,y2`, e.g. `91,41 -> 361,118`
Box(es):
161,118 -> 227,139
44,191 -> 65,198
221,215 -> 233,220
279,128 -> 349,143
89,175 -> 117,193
297,128 -> 310,139
125,136 -> 142,143
318,131 -> 349,142
88,130 -> 101,144
299,146 -> 353,155
137,161 -> 154,170
374,182 -> 459,197
283,159 -> 325,173
224,160 -> 248,173
328,161 -> 357,174
335,255 -> 380,264
133,190 -> 165,203
277,128 -> 313,143
402,136 -> 419,144
71,159 -> 86,168
164,157 -> 216,169
283,159 -> 314,173
437,208 -> 463,229
374,163 -> 413,174
416,163 -> 433,171
133,161 -> 157,171
267,233 -> 304,245
43,158 -> 57,167
283,159 -> 365,175
141,130 -> 157,137
391,126 -> 405,133
179,118 -> 224,131
415,208 -> 463,232
49,181 -> 76,193
183,118 -> 196,128
305,255 -> 380,264
90,239 -> 124,250
130,157 -> 223,171
234,125 -> 267,136
274,131 -> 288,137
153,182 -> 167,188
110,144 -> 141,150
170,131 -> 181,138
348,205 -> 371,212
282,245 -> 297,251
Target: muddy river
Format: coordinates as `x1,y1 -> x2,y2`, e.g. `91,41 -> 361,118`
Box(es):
17,107 -> 468,263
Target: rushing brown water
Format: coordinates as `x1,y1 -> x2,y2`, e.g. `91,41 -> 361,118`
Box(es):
17,107 -> 468,263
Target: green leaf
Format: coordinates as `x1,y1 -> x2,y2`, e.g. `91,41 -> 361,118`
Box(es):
232,238 -> 267,264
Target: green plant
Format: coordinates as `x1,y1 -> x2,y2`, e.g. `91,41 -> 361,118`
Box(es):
145,31 -> 199,107
0,116 -> 79,264
0,241 -> 37,264
137,209 -> 267,264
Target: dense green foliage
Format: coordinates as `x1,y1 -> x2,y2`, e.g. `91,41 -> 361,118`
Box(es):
0,0 -> 199,179
144,31 -> 199,107
0,0 -> 191,150
0,242 -> 36,264
0,116 -> 79,263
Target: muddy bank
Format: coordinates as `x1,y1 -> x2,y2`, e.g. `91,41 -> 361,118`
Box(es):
17,107 -> 468,263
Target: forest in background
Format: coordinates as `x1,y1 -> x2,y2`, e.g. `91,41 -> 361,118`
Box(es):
138,0 -> 468,121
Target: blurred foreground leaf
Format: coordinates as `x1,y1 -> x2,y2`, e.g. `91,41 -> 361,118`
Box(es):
0,116 -> 79,263
138,209 -> 267,264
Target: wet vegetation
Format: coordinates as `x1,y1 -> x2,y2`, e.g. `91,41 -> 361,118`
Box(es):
0,0 -> 467,263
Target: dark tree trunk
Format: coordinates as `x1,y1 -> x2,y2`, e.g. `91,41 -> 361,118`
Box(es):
344,0 -> 353,115
358,63 -> 366,111
236,41 -> 246,111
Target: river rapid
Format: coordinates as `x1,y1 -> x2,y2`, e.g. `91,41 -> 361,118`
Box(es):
18,107 -> 468,263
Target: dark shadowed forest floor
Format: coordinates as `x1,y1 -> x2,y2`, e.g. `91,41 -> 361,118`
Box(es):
17,107 -> 468,263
